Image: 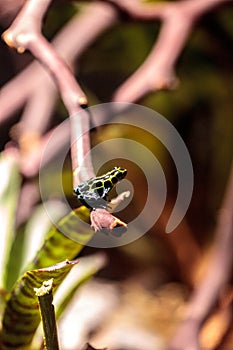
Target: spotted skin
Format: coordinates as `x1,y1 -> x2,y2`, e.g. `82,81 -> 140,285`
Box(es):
74,167 -> 127,210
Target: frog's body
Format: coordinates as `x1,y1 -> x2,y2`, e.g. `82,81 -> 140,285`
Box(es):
74,167 -> 127,210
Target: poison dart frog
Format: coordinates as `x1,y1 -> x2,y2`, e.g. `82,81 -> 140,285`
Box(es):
74,166 -> 127,210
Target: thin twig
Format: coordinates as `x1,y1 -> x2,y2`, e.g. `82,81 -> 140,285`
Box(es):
70,110 -> 96,186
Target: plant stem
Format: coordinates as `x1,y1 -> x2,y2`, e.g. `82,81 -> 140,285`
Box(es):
35,279 -> 60,350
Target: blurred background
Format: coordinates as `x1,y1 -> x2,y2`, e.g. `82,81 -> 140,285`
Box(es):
0,1 -> 232,349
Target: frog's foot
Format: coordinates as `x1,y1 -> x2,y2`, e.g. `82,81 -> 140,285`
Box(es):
90,208 -> 127,233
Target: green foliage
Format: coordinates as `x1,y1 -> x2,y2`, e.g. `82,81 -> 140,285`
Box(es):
0,2 -> 232,348
1,260 -> 78,349
0,152 -> 21,290
0,151 -> 105,349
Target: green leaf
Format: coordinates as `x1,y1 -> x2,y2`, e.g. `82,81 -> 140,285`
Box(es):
5,200 -> 68,291
1,260 -> 78,349
32,254 -> 107,346
1,206 -> 94,349
0,150 -> 21,290
26,206 -> 93,271
20,200 -> 68,276
55,253 -> 107,319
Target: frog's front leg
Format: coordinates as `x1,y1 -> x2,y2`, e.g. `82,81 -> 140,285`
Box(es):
91,196 -> 111,211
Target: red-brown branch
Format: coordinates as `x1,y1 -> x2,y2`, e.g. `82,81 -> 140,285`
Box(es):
0,2 -> 117,126
168,162 -> 233,350
111,0 -> 230,102
1,1 -> 128,231
2,0 -> 87,113
1,2 -> 118,184
1,0 -> 95,186
1,0 -> 230,235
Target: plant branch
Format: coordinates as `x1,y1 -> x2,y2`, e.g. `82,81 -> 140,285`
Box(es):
0,2 -> 117,126
110,0 -> 230,102
1,0 -> 97,189
2,0 -> 87,114
35,279 -> 60,350
1,0 -> 230,235
168,161 -> 233,350
1,2 -> 117,186
1,1 -> 128,233
70,111 -> 96,186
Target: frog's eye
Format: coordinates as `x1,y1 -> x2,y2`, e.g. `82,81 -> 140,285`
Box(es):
116,170 -> 127,180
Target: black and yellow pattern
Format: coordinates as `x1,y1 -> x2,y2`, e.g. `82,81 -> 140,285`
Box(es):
74,166 -> 127,210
